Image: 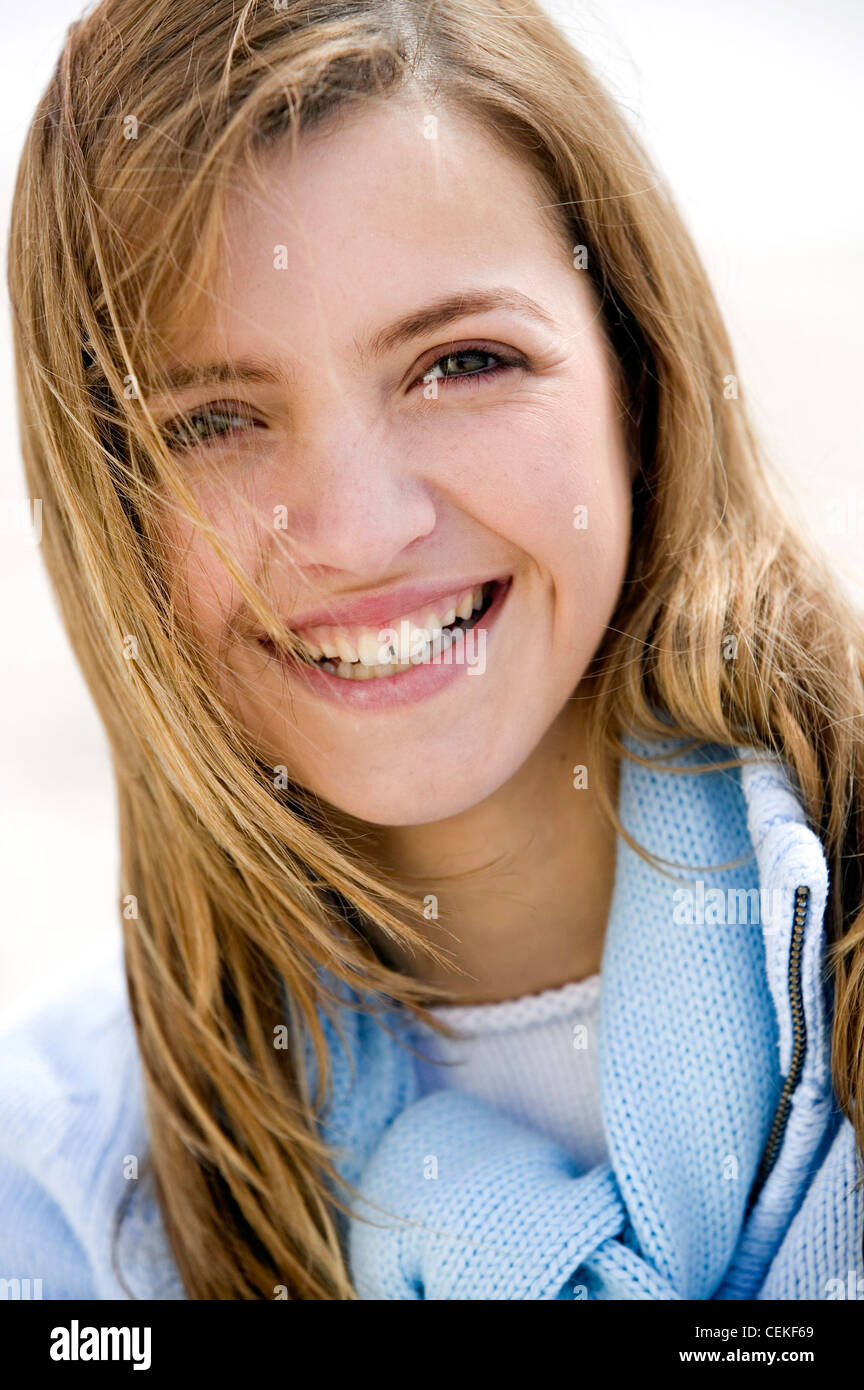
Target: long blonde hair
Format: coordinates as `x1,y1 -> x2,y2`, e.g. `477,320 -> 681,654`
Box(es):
8,0 -> 864,1299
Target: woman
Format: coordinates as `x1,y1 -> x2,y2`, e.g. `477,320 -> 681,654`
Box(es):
1,0 -> 862,1300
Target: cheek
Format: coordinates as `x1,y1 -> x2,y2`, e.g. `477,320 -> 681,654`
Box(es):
427,388 -> 632,599
158,480 -> 264,649
178,541 -> 236,645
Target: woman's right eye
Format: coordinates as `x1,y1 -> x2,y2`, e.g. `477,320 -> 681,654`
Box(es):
160,403 -> 263,451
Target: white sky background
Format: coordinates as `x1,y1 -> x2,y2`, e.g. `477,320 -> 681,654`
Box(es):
0,0 -> 862,1021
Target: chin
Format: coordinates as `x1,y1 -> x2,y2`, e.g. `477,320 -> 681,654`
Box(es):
316,768 -> 506,828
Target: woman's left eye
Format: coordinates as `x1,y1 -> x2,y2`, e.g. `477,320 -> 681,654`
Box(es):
417,347 -> 524,389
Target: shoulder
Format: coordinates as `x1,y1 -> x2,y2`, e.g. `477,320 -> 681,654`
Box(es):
0,946 -> 153,1299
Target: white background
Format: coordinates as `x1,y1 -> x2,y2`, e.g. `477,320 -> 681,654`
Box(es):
1,0 -> 862,1022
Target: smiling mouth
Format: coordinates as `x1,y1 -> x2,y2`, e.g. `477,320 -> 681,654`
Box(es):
261,578 -> 504,681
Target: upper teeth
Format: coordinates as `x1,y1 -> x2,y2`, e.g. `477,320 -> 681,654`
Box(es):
294,584 -> 488,666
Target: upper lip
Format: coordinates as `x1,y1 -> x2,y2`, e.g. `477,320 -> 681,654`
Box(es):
281,574 -> 508,633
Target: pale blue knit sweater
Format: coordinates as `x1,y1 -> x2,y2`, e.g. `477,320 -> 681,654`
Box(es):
0,734 -> 861,1299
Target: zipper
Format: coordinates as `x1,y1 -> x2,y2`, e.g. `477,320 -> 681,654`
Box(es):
746,883 -> 810,1211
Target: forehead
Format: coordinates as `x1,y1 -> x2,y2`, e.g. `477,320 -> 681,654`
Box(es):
170,97 -> 576,356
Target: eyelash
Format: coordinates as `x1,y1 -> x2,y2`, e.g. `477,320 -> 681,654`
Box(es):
159,344 -> 527,452
417,344 -> 526,390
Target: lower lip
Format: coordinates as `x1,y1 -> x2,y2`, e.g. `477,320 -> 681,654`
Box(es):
266,577 -> 512,711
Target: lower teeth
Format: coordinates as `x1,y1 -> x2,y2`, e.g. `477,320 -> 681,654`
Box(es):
316,589 -> 492,681
320,625 -> 458,680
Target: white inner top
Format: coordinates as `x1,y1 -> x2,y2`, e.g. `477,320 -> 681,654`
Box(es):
407,972 -> 608,1172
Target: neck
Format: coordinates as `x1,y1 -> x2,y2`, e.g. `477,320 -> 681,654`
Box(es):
356,694 -> 619,1005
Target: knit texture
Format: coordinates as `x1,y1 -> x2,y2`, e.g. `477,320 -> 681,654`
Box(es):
408,973 -> 607,1170
0,732 -> 860,1300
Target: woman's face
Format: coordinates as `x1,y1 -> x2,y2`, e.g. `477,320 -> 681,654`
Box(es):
152,97 -> 635,826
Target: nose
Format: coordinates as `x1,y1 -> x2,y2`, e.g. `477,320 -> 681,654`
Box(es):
268,415 -> 438,576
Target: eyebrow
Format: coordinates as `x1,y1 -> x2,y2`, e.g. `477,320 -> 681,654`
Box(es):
359,287 -> 558,362
150,287 -> 558,397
